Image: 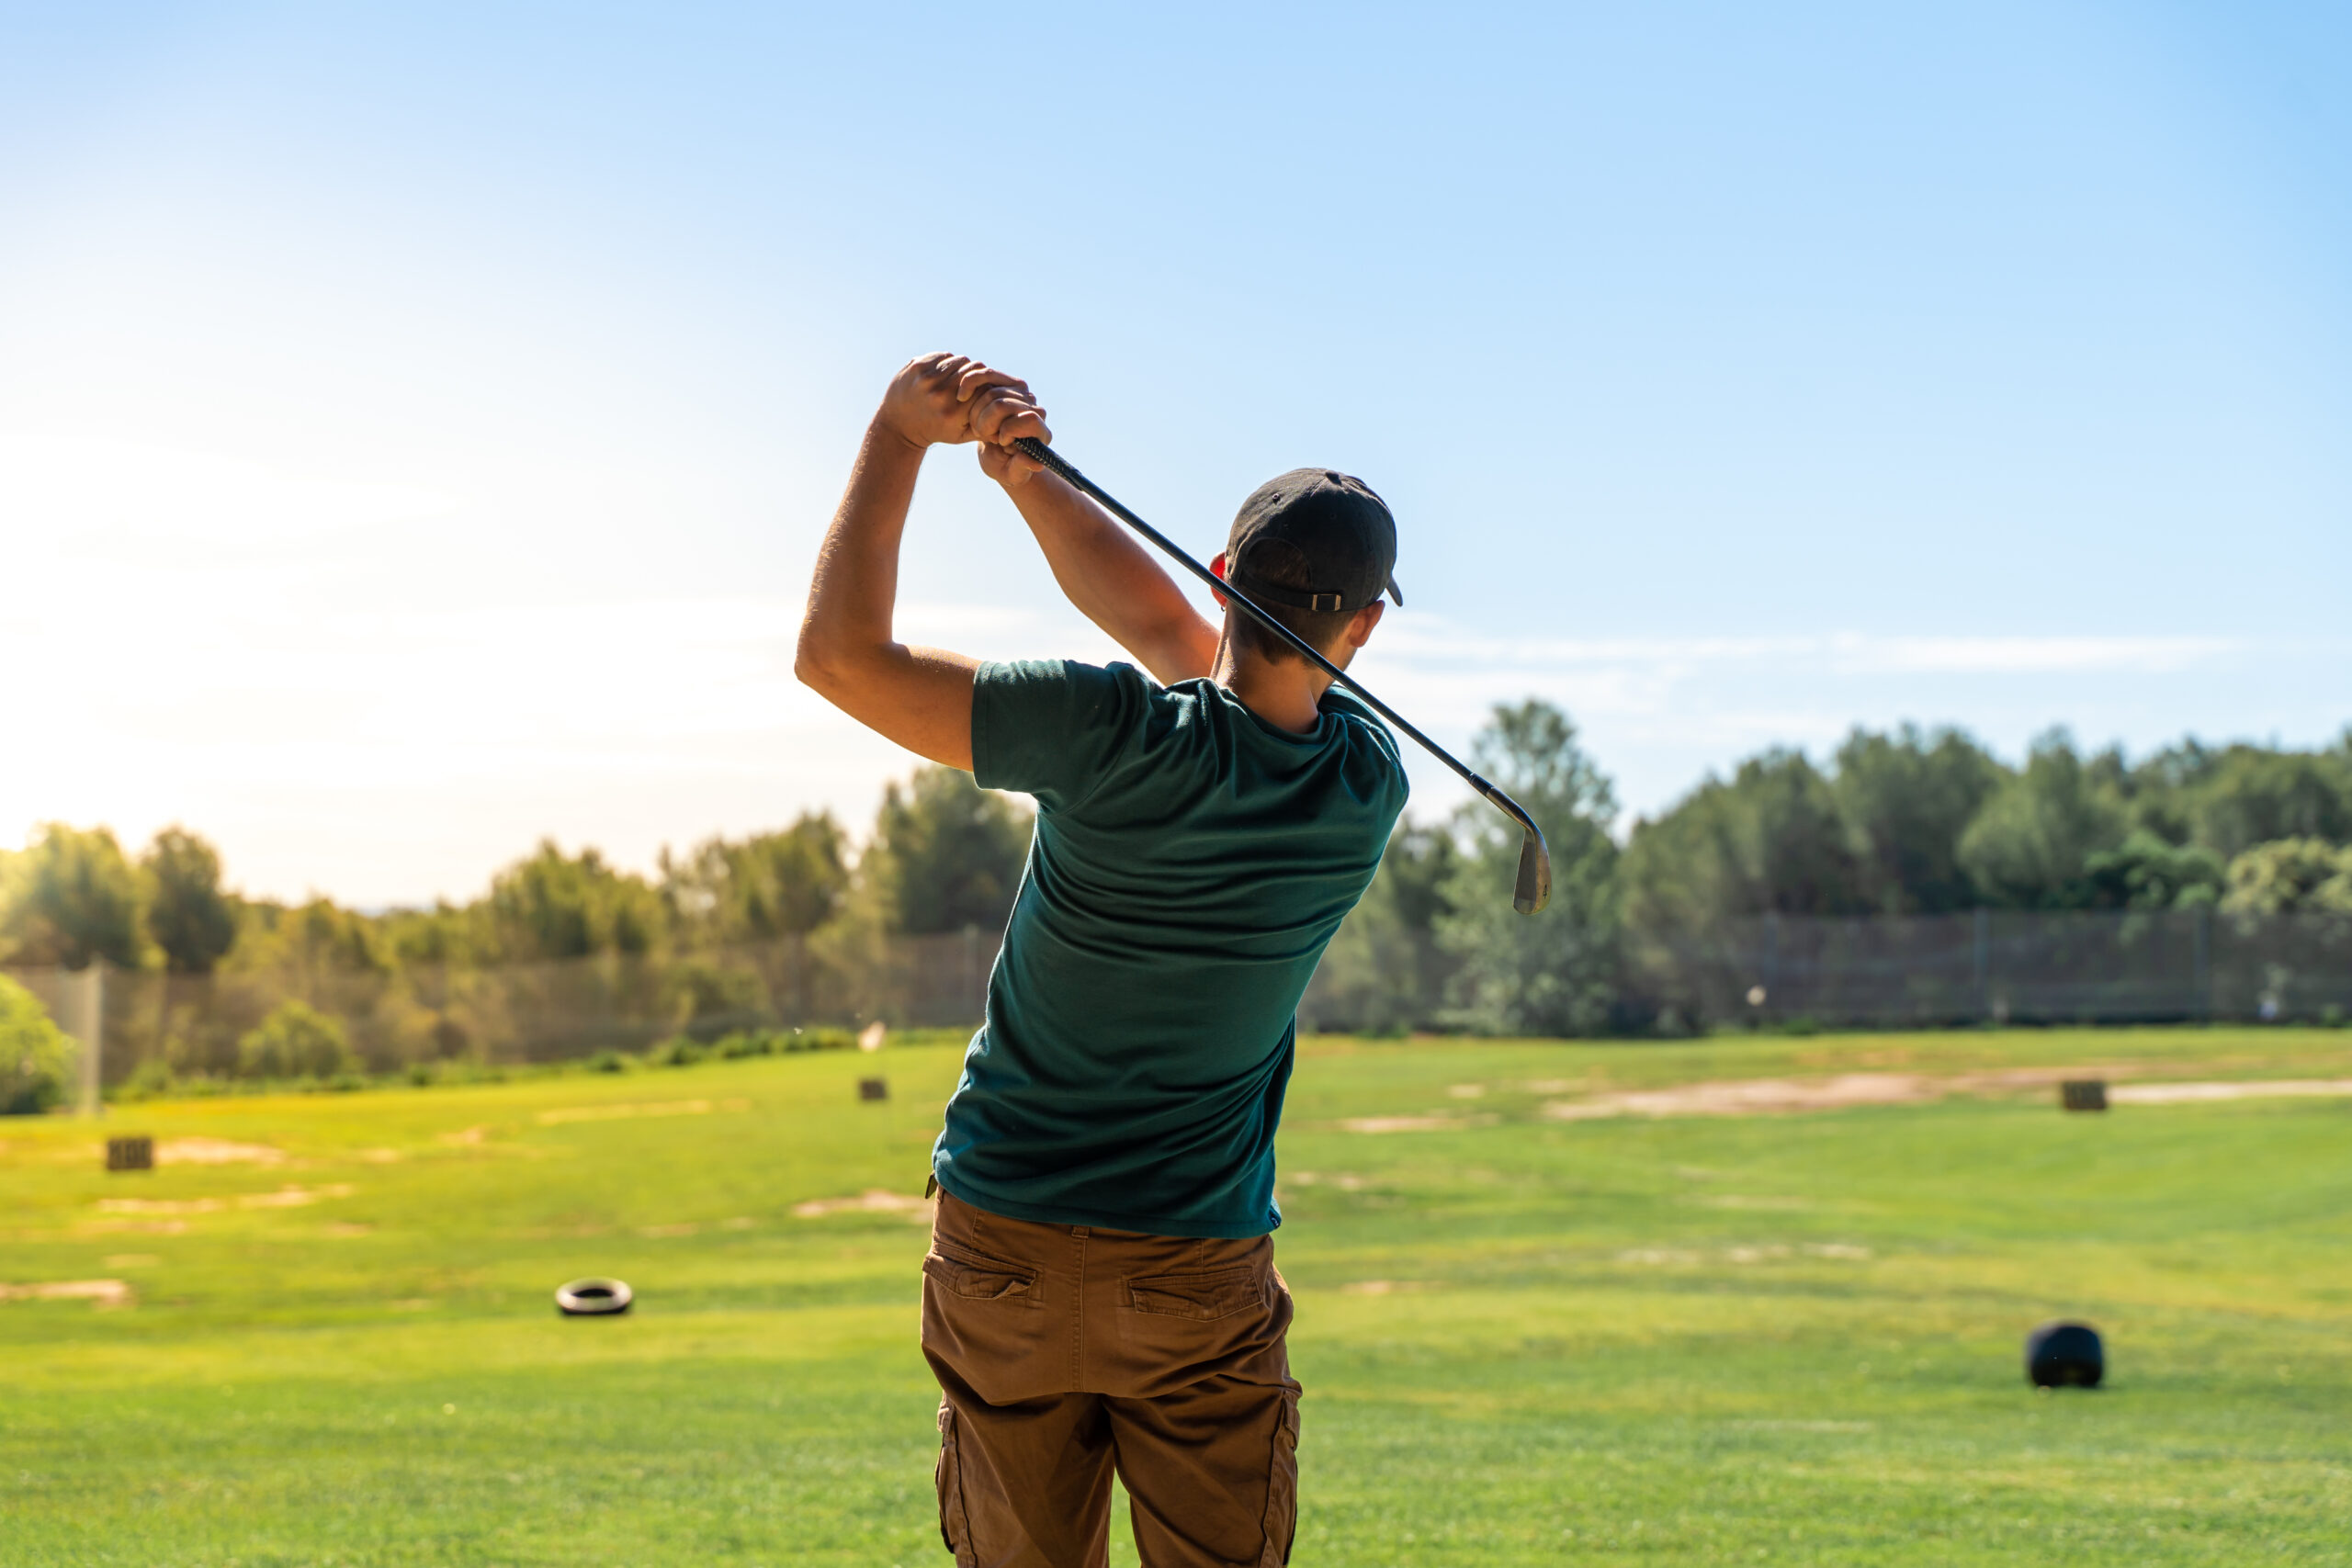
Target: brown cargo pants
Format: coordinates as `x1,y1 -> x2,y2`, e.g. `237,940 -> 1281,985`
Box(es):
921,1189 -> 1301,1567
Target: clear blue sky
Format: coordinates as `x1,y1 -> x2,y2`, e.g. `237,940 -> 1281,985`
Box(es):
3,2 -> 2346,906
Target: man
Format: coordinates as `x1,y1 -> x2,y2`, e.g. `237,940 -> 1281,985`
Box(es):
797,353 -> 1408,1567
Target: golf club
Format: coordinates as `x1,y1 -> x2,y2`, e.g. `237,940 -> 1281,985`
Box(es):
1011,436 -> 1552,915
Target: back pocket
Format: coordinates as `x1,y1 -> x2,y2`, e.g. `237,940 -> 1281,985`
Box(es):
924,1239 -> 1042,1306
1125,1265 -> 1262,1321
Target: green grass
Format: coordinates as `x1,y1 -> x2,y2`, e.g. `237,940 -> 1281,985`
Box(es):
4,1027 -> 2348,1565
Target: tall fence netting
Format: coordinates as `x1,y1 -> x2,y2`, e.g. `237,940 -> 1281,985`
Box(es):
6,928 -> 1001,1088
8,910 -> 2347,1089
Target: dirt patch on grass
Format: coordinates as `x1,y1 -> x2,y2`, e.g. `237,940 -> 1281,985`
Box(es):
95,1183 -> 356,1216
2110,1078 -> 2352,1104
1545,1068 -> 2352,1122
1544,1068 -> 2101,1122
1,1279 -> 133,1308
1618,1242 -> 1871,1265
1340,1115 -> 1468,1134
157,1138 -> 285,1166
790,1190 -> 933,1222
1340,1280 -> 1438,1296
537,1098 -> 752,1126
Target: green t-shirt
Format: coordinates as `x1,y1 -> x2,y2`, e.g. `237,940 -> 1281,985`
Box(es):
932,659 -> 1408,1238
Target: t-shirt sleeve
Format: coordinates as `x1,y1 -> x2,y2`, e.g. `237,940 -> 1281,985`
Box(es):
970,659 -> 1145,813
1317,684 -> 1412,816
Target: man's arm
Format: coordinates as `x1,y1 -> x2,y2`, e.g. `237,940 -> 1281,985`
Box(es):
974,429 -> 1218,685
795,354 -> 1050,770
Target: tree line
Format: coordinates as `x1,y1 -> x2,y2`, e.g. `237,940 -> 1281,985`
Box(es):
1315,707 -> 2352,1036
0,766 -> 1033,979
5,705 -> 2348,1061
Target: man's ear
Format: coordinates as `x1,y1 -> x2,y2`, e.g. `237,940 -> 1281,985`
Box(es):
1342,600 -> 1385,649
1208,550 -> 1230,610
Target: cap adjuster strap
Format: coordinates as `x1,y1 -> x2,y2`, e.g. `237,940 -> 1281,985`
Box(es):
1227,567 -> 1352,614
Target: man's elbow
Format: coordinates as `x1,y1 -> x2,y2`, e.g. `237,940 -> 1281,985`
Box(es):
794,632 -> 846,696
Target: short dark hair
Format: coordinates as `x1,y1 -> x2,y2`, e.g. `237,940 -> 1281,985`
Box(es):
1227,538 -> 1358,665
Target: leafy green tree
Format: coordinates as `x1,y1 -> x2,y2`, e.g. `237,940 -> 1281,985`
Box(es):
2220,839 -> 2352,915
1623,749 -> 1869,941
1832,725 -> 2006,912
1438,701 -> 1622,1035
236,998 -> 355,1079
2081,829 -> 2224,909
867,768 -> 1032,936
141,828 -> 238,974
228,897 -> 390,980
1955,731 -> 2124,908
380,902 -> 482,970
487,841 -> 666,960
2188,749 -> 2352,861
0,975 -> 72,1114
0,824 -> 145,969
1312,821 -> 1463,1032
663,813 -> 852,944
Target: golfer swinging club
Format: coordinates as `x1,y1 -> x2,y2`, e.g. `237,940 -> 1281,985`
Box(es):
797,353 -> 1408,1566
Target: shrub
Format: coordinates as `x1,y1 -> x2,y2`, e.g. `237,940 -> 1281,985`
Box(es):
651,1035 -> 707,1067
236,1000 -> 355,1080
715,1031 -> 775,1059
586,1049 -> 633,1075
0,976 -> 73,1115
119,1058 -> 177,1102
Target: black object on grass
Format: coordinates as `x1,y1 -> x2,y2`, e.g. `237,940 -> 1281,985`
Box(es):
555,1278 -> 632,1317
106,1135 -> 154,1171
2060,1080 -> 2108,1112
858,1077 -> 888,1102
2026,1321 -> 2103,1387
1011,435 -> 1550,915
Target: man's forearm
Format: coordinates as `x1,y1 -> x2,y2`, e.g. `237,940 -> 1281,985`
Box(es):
795,416 -> 978,770
1004,472 -> 1216,683
800,421 -> 924,666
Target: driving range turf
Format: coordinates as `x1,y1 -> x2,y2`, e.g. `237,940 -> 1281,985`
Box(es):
4,1027 -> 2347,1565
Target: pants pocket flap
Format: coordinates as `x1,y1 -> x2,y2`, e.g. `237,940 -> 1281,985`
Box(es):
924,1248 -> 1041,1303
1125,1265 -> 1263,1320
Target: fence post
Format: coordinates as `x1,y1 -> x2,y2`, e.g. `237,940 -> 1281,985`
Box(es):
2193,904 -> 2211,1021
1972,908 -> 1989,1022
69,964 -> 106,1117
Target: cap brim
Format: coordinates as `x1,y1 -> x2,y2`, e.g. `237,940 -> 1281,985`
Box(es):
1385,573 -> 1403,608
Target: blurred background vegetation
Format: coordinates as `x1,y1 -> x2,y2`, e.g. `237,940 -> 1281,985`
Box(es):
3,707 -> 2348,1106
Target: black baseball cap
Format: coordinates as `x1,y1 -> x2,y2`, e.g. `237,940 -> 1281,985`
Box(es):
1225,468 -> 1403,614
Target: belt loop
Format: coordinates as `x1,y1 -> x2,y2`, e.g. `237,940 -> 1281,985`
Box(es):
1070,1225 -> 1090,1238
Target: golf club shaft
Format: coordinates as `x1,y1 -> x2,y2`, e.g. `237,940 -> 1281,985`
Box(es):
1010,435 -> 1542,846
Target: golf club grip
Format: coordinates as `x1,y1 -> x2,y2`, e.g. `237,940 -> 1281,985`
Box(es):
1010,436 -> 1544,843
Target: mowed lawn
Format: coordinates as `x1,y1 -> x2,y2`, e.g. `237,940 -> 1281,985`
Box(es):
5,1028 -> 2349,1566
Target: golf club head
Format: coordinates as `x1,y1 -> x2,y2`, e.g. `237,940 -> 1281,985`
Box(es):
1514,826 -> 1552,915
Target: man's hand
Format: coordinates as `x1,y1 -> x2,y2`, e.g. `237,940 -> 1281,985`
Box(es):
876,353 -> 1052,484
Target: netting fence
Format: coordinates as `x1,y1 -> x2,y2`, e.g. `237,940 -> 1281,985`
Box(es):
1630,908 -> 2352,1031
9,910 -> 2348,1093
6,928 -> 1001,1089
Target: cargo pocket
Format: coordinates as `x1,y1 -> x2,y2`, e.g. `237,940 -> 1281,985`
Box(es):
1258,1386 -> 1301,1566
935,1401 -> 975,1566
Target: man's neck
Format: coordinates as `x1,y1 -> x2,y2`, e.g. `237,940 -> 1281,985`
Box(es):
1209,632 -> 1334,735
